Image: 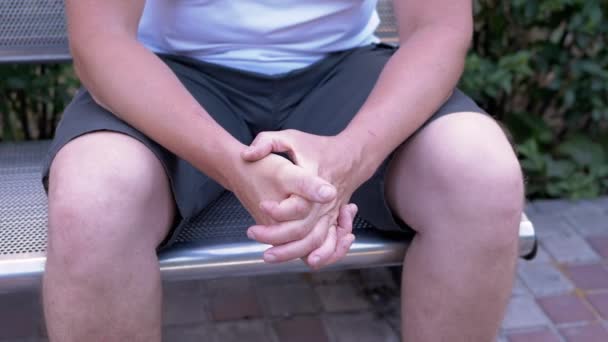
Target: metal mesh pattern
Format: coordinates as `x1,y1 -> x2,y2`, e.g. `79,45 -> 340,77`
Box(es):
0,142 -> 376,256
0,142 -> 49,256
176,194 -> 375,243
0,0 -> 67,48
377,0 -> 398,42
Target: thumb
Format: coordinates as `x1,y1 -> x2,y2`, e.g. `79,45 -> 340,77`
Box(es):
242,132 -> 292,162
279,165 -> 337,203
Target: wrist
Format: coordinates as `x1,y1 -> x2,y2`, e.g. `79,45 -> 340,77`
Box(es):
201,138 -> 249,192
331,131 -> 383,186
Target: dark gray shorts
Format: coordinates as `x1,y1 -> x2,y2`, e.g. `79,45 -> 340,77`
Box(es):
42,43 -> 486,248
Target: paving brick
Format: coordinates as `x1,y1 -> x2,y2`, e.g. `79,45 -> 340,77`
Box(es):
526,215 -> 573,238
526,244 -> 554,264
566,213 -> 608,237
357,268 -> 401,312
254,273 -> 310,287
256,282 -> 322,317
537,294 -> 596,324
162,291 -> 208,326
588,236 -> 608,259
0,291 -> 42,339
530,199 -> 607,217
206,277 -> 262,321
559,322 -> 608,342
215,320 -> 277,342
162,323 -> 216,342
524,202 -> 540,215
532,199 -> 576,214
540,228 -> 600,264
356,267 -> 399,290
309,270 -> 356,285
505,328 -> 561,342
518,262 -> 575,297
273,316 -> 330,342
501,296 -> 551,330
587,197 -> 608,212
512,276 -> 531,297
565,200 -> 607,216
209,291 -> 262,321
587,292 -> 608,319
323,312 -> 399,342
315,282 -> 371,313
162,280 -> 208,326
496,335 -> 508,342
163,279 -> 205,295
564,264 -> 608,290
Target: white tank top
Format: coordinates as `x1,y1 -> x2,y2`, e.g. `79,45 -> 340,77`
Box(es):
137,0 -> 380,75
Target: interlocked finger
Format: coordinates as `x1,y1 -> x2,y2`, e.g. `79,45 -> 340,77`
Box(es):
260,195 -> 313,221
247,213 -> 318,246
307,204 -> 357,268
263,215 -> 332,263
306,225 -> 337,269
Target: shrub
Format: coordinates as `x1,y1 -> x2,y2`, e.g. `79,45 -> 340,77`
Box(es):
460,0 -> 608,198
0,64 -> 78,141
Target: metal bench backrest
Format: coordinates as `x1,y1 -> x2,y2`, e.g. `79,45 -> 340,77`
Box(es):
0,0 -> 398,63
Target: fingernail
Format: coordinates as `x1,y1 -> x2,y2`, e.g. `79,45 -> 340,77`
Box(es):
265,253 -> 277,263
311,255 -> 320,265
318,185 -> 335,199
247,229 -> 256,240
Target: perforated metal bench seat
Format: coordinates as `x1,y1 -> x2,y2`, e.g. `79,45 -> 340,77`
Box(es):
0,141 -> 536,291
0,0 -> 536,292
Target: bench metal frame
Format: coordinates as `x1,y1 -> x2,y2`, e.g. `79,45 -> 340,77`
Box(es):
0,0 -> 536,293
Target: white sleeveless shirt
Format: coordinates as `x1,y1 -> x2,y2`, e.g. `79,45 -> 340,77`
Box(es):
137,0 -> 380,75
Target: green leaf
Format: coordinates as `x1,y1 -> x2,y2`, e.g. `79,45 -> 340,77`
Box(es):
556,136 -> 606,167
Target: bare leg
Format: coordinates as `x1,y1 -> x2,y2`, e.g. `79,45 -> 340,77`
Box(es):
43,132 -> 174,342
386,113 -> 523,341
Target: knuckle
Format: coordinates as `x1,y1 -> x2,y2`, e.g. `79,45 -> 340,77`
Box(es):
295,199 -> 309,215
270,205 -> 284,219
257,131 -> 269,140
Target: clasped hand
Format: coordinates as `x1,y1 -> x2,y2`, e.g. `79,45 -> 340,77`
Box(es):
234,129 -> 366,270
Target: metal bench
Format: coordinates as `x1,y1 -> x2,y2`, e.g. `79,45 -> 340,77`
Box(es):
0,0 -> 537,292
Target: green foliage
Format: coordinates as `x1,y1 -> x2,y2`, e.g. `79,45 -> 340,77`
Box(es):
461,0 -> 608,199
0,64 -> 79,141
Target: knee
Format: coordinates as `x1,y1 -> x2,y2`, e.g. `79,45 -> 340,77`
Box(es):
418,113 -> 524,247
49,146 -> 156,232
46,133 -> 171,272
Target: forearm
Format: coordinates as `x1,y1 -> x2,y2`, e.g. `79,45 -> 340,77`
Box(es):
72,34 -> 244,189
338,25 -> 470,178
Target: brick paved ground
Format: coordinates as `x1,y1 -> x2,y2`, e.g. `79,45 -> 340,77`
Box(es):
1,197 -> 607,341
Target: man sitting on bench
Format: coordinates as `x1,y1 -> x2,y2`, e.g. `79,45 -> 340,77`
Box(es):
42,0 -> 524,341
